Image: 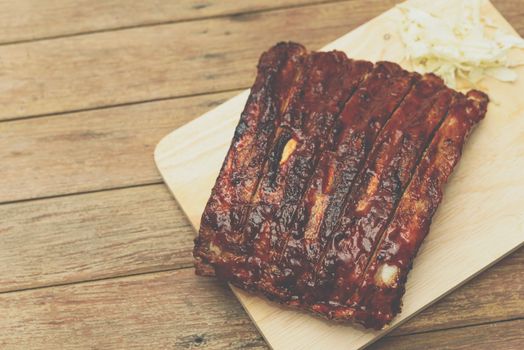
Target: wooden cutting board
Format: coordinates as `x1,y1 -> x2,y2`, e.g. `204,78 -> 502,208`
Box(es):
155,0 -> 524,348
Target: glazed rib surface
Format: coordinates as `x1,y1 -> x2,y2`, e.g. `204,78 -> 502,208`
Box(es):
193,42 -> 489,329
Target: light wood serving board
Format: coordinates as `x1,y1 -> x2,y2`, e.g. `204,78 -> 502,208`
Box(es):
155,0 -> 524,348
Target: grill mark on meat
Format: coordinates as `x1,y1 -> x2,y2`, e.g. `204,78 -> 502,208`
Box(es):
342,95 -> 460,303
194,42 -> 307,273
311,74 -> 451,305
271,62 -> 420,300
209,51 -> 310,285
246,53 -> 373,296
342,90 -> 459,302
345,91 -> 488,329
209,51 -> 368,288
222,53 -> 333,287
345,90 -> 457,305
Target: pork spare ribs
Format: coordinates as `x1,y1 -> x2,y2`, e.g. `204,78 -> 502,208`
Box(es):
193,42 -> 489,330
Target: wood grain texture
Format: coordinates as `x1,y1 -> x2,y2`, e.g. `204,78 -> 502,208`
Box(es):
0,0 -> 400,121
492,0 -> 524,35
0,266 -> 521,350
0,185 -> 194,293
23,1 -> 503,209
0,0 -> 519,122
371,319 -> 524,350
0,269 -> 266,350
0,0 -> 339,44
0,0 -> 522,349
0,90 -> 237,203
0,172 -> 521,333
155,1 -> 524,348
0,0 -> 517,47
392,248 -> 524,336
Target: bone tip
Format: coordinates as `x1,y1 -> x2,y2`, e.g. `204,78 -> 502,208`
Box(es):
375,264 -> 400,288
280,138 -> 298,165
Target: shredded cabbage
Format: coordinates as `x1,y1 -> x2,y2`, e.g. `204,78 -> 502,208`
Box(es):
397,0 -> 524,88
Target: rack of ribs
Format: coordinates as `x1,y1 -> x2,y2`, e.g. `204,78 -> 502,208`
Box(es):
193,42 -> 489,330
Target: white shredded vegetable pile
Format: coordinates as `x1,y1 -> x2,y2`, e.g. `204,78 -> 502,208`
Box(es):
397,0 -> 524,88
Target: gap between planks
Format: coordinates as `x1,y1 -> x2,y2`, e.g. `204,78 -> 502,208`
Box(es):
0,264 -> 521,348
389,317 -> 524,339
0,87 -> 246,125
0,182 -> 160,207
0,264 -> 192,297
0,89 -> 239,203
370,318 -> 524,350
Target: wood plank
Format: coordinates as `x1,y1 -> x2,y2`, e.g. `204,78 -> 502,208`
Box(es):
0,2 -> 521,348
1,1 -> 519,203
0,266 -> 521,349
0,0 -> 401,121
493,0 -> 524,35
0,0 -> 338,44
0,185 -> 195,293
0,0 -> 520,121
370,319 -> 524,350
0,91 -> 237,203
0,172 -> 521,330
0,269 -> 266,350
392,247 -> 524,336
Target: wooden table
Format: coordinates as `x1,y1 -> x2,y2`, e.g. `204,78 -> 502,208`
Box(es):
0,1 -> 522,349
